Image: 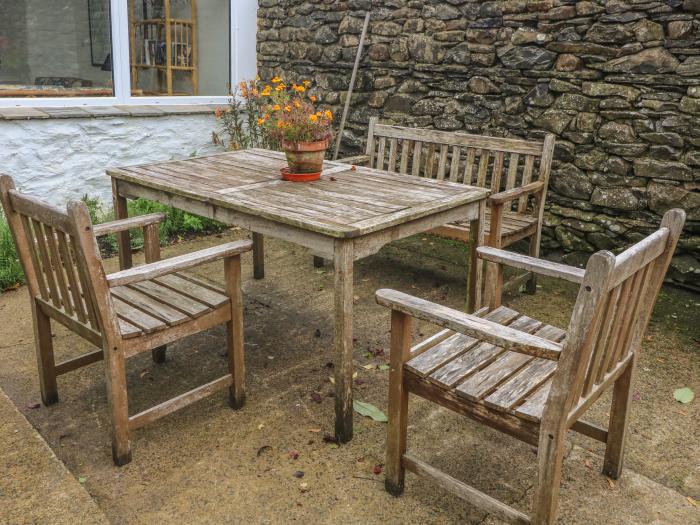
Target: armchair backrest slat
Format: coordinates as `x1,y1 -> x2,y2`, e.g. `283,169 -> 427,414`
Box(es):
0,175 -> 113,337
542,209 -> 685,428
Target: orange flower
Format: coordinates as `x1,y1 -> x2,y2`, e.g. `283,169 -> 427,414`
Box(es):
303,80 -> 311,87
309,95 -> 317,102
276,121 -> 285,128
273,104 -> 281,111
309,114 -> 318,122
284,105 -> 292,112
324,110 -> 333,120
275,83 -> 286,91
257,118 -> 265,125
271,76 -> 282,83
293,100 -> 301,108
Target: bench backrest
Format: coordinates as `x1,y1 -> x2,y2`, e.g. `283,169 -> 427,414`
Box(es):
0,175 -> 115,341
544,209 -> 685,428
364,117 -> 556,214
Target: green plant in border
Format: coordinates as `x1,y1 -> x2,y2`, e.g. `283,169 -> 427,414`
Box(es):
0,208 -> 24,291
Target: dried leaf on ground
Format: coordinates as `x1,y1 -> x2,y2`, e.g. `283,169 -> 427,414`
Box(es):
353,400 -> 388,422
673,387 -> 694,404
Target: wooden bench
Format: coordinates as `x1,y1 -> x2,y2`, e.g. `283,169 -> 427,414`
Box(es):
0,175 -> 251,465
341,118 -> 555,293
376,208 -> 685,524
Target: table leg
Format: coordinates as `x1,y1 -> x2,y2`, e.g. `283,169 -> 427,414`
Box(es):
313,256 -> 325,268
111,178 -> 132,271
467,199 -> 485,313
252,232 -> 264,279
334,239 -> 354,443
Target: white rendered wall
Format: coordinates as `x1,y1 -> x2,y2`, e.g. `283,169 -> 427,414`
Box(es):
0,114 -> 222,205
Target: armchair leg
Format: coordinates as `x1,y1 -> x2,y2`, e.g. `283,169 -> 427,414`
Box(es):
532,428 -> 566,525
526,233 -> 539,295
104,343 -> 131,466
225,255 -> 246,409
151,345 -> 167,364
603,361 -> 634,479
32,299 -> 58,406
252,232 -> 264,280
385,310 -> 412,496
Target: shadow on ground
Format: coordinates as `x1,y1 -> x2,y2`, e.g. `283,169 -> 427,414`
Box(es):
0,230 -> 698,524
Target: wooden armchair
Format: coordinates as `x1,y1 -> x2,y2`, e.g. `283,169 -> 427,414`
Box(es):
0,175 -> 251,465
340,118 -> 555,293
376,209 -> 685,524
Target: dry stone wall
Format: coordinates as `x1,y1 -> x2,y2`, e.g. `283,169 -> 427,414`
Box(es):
257,0 -> 700,288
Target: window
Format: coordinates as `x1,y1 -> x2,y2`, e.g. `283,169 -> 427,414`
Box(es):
0,1 -> 114,97
0,0 -> 257,107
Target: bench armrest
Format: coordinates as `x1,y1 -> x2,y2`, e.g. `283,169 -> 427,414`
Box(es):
478,246 -> 584,284
489,181 -> 544,206
336,154 -> 370,165
376,289 -> 562,360
92,213 -> 166,237
106,239 -> 252,287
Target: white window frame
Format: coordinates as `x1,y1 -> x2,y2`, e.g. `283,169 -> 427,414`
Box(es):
0,0 -> 257,108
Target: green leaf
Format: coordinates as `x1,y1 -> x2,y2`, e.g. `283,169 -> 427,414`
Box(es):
353,400 -> 388,422
78,476 -> 87,484
378,364 -> 390,371
674,387 -> 695,404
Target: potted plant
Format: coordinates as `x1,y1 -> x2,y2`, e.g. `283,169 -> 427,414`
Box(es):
259,77 -> 334,181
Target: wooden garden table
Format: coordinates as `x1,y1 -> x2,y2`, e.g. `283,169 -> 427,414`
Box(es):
107,148 -> 489,443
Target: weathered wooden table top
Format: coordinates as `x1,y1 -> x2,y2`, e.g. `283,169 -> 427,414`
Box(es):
108,148 -> 489,238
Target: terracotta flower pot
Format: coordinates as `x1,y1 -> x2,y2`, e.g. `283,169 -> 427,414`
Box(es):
281,138 -> 329,175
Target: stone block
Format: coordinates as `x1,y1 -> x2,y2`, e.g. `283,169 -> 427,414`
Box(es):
634,159 -> 693,181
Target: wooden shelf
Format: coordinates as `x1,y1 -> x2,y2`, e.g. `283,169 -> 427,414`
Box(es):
128,0 -> 198,96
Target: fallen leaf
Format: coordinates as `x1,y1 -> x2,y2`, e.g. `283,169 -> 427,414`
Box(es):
25,403 -> 40,410
308,428 -> 321,433
674,387 -> 694,404
353,400 -> 388,422
310,392 -> 322,403
687,496 -> 698,508
362,364 -> 375,370
257,423 -> 265,430
314,328 -> 321,338
329,176 -> 337,181
293,470 -> 304,479
299,482 -> 309,493
256,445 -> 272,457
78,476 -> 87,484
378,364 -> 390,371
606,477 -> 615,489
322,434 -> 338,444
584,459 -> 593,470
632,391 -> 641,401
329,376 -> 335,385
373,464 -> 383,475
288,449 -> 300,460
139,369 -> 151,379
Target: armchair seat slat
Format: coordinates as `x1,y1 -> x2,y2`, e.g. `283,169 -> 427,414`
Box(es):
112,271 -> 228,339
405,307 -> 565,424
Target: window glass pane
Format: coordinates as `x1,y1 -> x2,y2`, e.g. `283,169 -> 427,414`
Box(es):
129,0 -> 229,96
0,0 -> 114,97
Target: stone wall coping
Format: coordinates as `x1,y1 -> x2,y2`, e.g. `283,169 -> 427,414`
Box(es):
0,104 -> 223,121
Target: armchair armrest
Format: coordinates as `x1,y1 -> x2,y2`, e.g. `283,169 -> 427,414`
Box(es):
376,289 -> 562,360
92,213 -> 166,237
489,181 -> 544,206
477,246 -> 584,284
106,239 -> 252,287
336,154 -> 370,165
